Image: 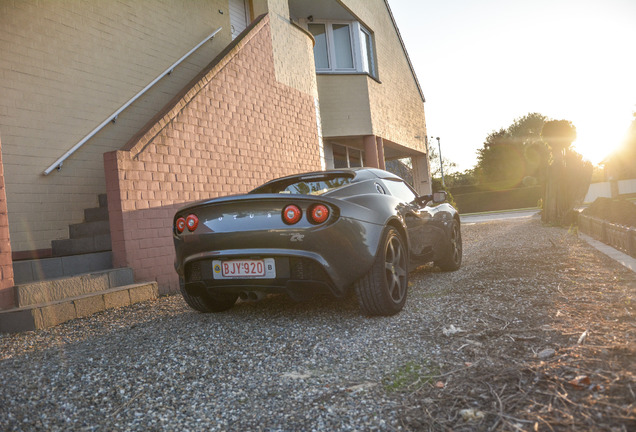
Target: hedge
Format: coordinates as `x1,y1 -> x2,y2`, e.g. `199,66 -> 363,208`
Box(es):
454,186 -> 542,214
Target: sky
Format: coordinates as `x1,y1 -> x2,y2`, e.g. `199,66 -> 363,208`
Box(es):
388,0 -> 636,172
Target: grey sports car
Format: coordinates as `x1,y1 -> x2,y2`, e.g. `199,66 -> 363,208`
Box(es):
173,168 -> 462,316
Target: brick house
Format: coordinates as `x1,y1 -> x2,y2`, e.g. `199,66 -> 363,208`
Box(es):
0,0 -> 430,330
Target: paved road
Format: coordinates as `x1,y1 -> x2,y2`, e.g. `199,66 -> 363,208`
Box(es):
461,209 -> 539,224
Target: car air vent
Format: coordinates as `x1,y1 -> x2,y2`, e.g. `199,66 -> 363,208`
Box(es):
290,258 -> 329,282
186,261 -> 202,282
375,183 -> 386,194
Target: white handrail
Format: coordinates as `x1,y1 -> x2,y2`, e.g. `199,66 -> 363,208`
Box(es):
43,27 -> 223,175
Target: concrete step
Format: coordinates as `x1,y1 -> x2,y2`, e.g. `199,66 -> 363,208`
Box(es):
69,220 -> 110,238
12,251 -> 113,284
51,234 -> 111,257
98,193 -> 108,208
0,282 -> 158,333
84,206 -> 109,222
14,267 -> 134,307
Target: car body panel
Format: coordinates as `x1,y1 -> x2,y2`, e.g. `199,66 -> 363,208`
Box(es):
173,168 -> 459,301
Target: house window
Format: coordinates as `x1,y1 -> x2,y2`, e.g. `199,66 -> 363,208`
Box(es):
359,27 -> 375,76
308,21 -> 376,77
333,144 -> 363,168
332,24 -> 354,69
308,24 -> 330,69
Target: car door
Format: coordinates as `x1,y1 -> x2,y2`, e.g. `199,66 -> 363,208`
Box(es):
381,179 -> 434,261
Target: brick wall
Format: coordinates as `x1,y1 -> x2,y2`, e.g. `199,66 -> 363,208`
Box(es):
104,15 -> 322,294
0,135 -> 15,310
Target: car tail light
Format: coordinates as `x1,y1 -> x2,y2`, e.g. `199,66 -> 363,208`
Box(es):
308,204 -> 329,224
186,214 -> 199,231
282,204 -> 302,225
176,217 -> 186,233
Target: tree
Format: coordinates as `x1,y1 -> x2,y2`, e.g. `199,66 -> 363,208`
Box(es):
474,113 -> 548,188
428,143 -> 457,180
444,168 -> 478,188
541,120 -> 592,225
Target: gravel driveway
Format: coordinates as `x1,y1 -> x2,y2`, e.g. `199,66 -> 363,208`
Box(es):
1,216 -> 634,431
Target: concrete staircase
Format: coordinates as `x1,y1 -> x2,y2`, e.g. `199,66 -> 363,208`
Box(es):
0,195 -> 159,333
51,193 -> 112,257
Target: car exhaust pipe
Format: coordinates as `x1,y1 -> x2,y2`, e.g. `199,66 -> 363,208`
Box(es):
248,291 -> 266,301
239,291 -> 266,302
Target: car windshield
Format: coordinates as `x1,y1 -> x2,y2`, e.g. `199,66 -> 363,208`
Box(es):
251,174 -> 353,195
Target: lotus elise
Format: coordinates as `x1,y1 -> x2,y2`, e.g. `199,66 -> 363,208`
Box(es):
173,168 -> 462,316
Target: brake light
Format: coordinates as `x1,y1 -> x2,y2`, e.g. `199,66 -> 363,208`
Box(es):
186,214 -> 199,231
282,205 -> 302,225
176,217 -> 186,233
308,204 -> 329,224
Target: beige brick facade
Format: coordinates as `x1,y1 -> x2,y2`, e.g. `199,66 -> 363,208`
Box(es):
290,0 -> 429,192
104,15 -> 321,294
268,0 -> 318,98
316,75 -> 373,137
337,0 -> 427,152
0,0 -> 231,252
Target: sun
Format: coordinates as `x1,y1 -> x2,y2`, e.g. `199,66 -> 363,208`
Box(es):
570,111 -> 632,166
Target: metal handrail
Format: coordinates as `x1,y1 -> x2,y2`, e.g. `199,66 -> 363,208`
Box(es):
43,27 -> 223,175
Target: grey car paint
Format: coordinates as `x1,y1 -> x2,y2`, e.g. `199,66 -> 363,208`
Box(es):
173,168 -> 459,299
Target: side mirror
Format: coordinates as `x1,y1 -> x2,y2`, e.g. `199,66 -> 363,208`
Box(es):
416,191 -> 447,206
432,191 -> 447,203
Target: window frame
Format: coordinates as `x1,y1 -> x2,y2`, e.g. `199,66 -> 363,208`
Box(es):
332,143 -> 364,169
307,22 -> 331,69
359,26 -> 376,76
308,20 -> 377,78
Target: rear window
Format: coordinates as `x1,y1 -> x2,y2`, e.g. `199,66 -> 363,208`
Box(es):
251,174 -> 353,195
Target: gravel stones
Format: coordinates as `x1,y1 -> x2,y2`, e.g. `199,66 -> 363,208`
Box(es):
0,291 -> 434,431
1,216 -> 634,431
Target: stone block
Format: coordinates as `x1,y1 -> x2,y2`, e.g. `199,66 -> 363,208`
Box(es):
79,272 -> 111,294
60,252 -> 112,275
16,277 -> 82,307
0,308 -> 37,333
12,260 -> 34,284
104,289 -> 130,309
74,295 -> 105,318
51,237 -> 92,256
0,287 -> 16,310
129,283 -> 158,304
36,301 -> 77,329
84,206 -> 109,222
93,234 -> 112,252
34,258 -> 64,281
108,268 -> 134,288
69,220 -> 110,238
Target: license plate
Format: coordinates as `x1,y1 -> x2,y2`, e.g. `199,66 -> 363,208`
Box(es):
212,258 -> 276,279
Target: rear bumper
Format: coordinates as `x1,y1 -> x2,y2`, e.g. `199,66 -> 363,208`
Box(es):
174,218 -> 383,296
181,249 -> 354,297
182,254 -> 342,298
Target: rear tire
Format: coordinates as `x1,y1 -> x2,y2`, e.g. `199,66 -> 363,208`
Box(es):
435,219 -> 462,271
179,278 -> 238,312
355,227 -> 408,316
